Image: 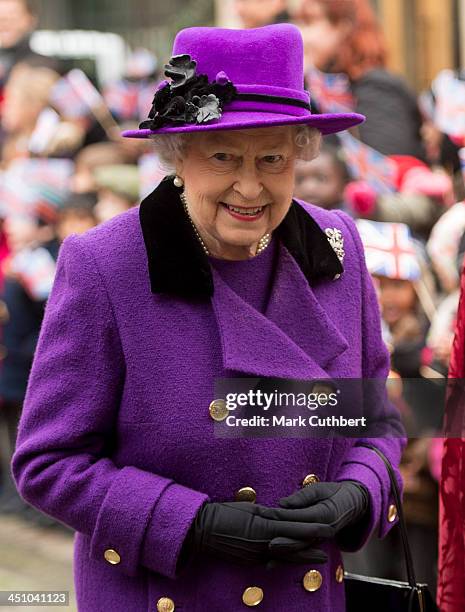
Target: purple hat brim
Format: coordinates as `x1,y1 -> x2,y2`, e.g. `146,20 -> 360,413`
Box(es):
121,111 -> 365,138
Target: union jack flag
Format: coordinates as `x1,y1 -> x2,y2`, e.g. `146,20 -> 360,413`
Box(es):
306,68 -> 354,113
7,158 -> 74,191
0,159 -> 73,221
10,246 -> 57,301
104,80 -> 157,122
50,69 -> 104,119
355,219 -> 421,281
104,81 -> 139,120
432,69 -> 465,138
50,73 -> 90,118
0,174 -> 30,217
337,131 -> 397,194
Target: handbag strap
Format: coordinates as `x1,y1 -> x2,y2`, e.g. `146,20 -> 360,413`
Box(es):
357,442 -> 418,590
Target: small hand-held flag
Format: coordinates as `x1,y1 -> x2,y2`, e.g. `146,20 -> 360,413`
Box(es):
338,131 -> 397,194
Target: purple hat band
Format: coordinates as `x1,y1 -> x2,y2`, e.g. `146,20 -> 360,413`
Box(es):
228,85 -> 311,116
122,24 -> 365,138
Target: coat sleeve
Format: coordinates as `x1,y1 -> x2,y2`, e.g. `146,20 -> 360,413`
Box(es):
331,210 -> 407,552
11,233 -> 209,580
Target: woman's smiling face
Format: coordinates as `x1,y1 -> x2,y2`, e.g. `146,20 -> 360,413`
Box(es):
175,127 -> 299,260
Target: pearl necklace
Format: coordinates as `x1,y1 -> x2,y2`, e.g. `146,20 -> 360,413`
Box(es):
180,191 -> 271,257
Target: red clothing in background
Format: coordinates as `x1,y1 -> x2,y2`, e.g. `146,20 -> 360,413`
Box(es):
438,263 -> 465,611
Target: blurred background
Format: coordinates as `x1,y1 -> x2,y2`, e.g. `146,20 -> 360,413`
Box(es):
0,0 -> 464,609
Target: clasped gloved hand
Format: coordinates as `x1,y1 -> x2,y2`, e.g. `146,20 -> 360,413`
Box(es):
178,500 -> 331,570
253,481 -> 370,555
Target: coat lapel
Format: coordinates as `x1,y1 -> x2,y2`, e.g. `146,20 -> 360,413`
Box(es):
210,242 -> 349,379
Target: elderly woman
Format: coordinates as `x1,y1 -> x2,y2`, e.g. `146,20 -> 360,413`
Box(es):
12,24 -> 405,612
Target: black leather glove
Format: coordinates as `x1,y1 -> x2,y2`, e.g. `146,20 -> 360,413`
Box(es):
254,481 -> 369,551
179,501 -> 330,569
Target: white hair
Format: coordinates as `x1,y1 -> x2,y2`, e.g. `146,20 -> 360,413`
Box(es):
149,124 -> 322,174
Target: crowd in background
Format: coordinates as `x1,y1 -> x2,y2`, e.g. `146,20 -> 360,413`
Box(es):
0,0 -> 463,601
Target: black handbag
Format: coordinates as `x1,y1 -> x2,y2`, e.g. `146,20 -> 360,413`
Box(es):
344,443 -> 438,612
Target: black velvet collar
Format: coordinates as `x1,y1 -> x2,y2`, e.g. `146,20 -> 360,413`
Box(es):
139,176 -> 343,300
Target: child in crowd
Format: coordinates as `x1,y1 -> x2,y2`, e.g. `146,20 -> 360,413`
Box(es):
56,193 -> 98,242
70,142 -> 133,195
356,220 -> 431,377
93,164 -> 140,223
293,143 -> 350,210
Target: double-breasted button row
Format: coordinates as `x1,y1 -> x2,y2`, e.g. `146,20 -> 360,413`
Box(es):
152,566 -> 344,609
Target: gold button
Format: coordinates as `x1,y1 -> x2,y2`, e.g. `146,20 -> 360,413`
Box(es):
104,549 -> 121,565
157,597 -> 175,612
302,473 -> 320,487
335,564 -> 344,583
235,486 -> 257,503
242,586 -> 264,607
311,382 -> 336,395
209,399 -> 228,421
388,504 -> 398,523
303,569 -> 323,592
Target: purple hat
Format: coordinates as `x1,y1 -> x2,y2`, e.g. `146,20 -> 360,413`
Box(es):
121,24 -> 365,138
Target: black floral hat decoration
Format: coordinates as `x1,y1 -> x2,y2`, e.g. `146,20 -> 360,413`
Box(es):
139,54 -> 238,131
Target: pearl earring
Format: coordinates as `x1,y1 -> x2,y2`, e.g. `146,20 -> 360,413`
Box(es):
173,175 -> 184,188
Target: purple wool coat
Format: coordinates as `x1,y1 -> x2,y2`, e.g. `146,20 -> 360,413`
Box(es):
12,178 -> 406,612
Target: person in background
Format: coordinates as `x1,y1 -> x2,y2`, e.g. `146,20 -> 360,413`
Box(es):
354,220 -> 430,379
70,142 -> 133,195
0,62 -> 60,166
418,73 -> 465,204
0,185 -> 62,527
0,0 -> 60,94
427,199 -> 465,294
234,0 -> 290,28
345,159 -> 453,241
293,143 -> 350,211
93,164 -> 140,224
438,228 -> 465,610
56,193 -> 98,242
297,0 -> 425,159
